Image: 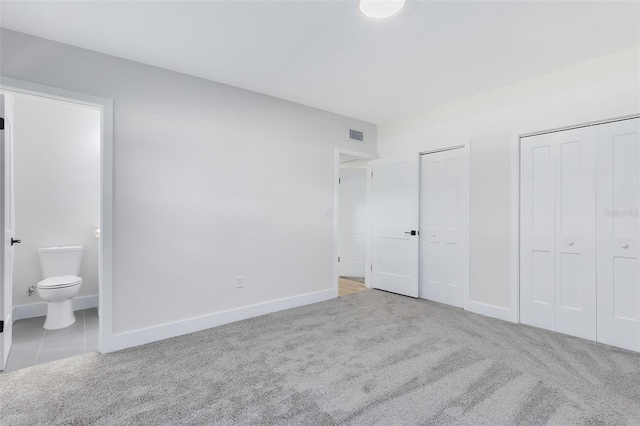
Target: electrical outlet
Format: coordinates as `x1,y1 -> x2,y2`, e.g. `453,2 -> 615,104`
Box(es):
237,276 -> 243,288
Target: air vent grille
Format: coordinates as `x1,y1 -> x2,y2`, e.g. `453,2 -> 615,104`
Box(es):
349,129 -> 364,142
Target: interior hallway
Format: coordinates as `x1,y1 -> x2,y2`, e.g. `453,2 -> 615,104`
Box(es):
339,277 -> 367,297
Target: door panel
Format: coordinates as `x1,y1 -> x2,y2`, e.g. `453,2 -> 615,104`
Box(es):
339,167 -> 366,278
596,118 -> 640,351
420,148 -> 468,308
555,129 -> 596,340
371,155 -> 419,297
521,136 -> 557,331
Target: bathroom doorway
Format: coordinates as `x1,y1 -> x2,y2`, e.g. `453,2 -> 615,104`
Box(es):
0,78 -> 114,371
334,149 -> 375,297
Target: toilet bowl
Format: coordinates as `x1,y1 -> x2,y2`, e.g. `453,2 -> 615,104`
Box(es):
37,246 -> 84,330
37,276 -> 83,329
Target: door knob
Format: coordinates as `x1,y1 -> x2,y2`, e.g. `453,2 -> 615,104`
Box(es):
567,241 -> 574,246
621,243 -> 629,249
404,230 -> 417,236
11,238 -> 21,245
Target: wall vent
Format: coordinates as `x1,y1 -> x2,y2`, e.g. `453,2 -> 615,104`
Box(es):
349,129 -> 364,142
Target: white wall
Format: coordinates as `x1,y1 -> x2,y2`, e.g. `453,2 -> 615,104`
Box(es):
378,47 -> 640,320
11,95 -> 100,308
0,29 -> 376,342
13,96 -> 100,305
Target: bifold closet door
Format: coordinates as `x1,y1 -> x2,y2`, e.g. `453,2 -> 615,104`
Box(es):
596,118 -> 640,352
520,127 -> 597,340
420,148 -> 468,308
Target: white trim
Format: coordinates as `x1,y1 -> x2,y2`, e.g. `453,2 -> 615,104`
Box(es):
365,160 -> 373,289
467,300 -> 514,323
108,288 -> 334,352
3,312 -> 11,368
334,148 -> 377,296
12,295 -> 98,322
0,76 -> 114,353
510,131 -> 521,324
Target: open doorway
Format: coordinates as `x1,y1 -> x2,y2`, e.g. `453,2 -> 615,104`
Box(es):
0,82 -> 110,372
335,150 -> 374,297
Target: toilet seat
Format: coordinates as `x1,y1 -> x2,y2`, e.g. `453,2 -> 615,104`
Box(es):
37,275 -> 82,289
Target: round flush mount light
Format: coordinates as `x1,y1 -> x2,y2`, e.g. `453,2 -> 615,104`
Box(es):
359,0 -> 406,19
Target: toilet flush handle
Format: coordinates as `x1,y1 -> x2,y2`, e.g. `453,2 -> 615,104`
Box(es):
11,238 -> 21,246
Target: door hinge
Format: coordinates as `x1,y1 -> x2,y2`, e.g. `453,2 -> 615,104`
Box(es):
371,171 -> 373,177
370,265 -> 373,271
338,257 -> 340,262
0,320 -> 3,333
338,178 -> 341,184
0,117 -> 4,130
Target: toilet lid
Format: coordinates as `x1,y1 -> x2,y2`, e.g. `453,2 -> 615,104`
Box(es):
37,275 -> 82,289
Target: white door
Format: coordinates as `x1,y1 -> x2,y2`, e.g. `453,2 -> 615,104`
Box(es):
371,154 -> 420,297
596,118 -> 640,351
420,148 -> 469,308
0,93 -> 15,370
339,167 -> 366,278
520,133 -> 556,331
520,127 -> 597,341
554,128 -> 596,340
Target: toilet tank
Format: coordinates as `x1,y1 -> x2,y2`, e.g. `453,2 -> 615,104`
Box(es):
38,246 -> 84,279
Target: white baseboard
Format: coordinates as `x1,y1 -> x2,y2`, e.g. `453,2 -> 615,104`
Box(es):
105,288 -> 335,353
12,295 -> 99,322
467,299 -> 516,323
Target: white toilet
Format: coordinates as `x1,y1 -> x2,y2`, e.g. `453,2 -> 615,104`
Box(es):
36,246 -> 84,330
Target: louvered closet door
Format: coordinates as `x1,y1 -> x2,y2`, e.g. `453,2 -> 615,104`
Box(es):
596,118 -> 640,352
520,127 -> 597,340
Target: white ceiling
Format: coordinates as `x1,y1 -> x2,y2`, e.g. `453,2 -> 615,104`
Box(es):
1,1 -> 638,124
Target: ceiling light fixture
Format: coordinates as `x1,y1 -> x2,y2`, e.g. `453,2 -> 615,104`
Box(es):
359,0 -> 406,19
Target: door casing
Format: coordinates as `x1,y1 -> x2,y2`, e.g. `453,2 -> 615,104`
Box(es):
334,148 -> 376,298
0,77 -> 115,354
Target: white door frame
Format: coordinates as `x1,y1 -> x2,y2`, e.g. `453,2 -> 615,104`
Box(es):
510,114 -> 640,326
0,76 -> 114,353
334,148 -> 376,297
419,142 -> 471,308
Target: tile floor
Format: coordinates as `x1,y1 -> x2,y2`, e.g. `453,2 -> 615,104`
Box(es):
3,308 -> 98,372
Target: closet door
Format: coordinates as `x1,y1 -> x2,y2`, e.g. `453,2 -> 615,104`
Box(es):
520,133 -> 557,331
520,127 -> 597,340
596,118 -> 640,352
554,127 -> 596,340
420,148 -> 468,308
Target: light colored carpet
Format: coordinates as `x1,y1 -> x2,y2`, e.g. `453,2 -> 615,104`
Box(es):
1,290 -> 639,425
